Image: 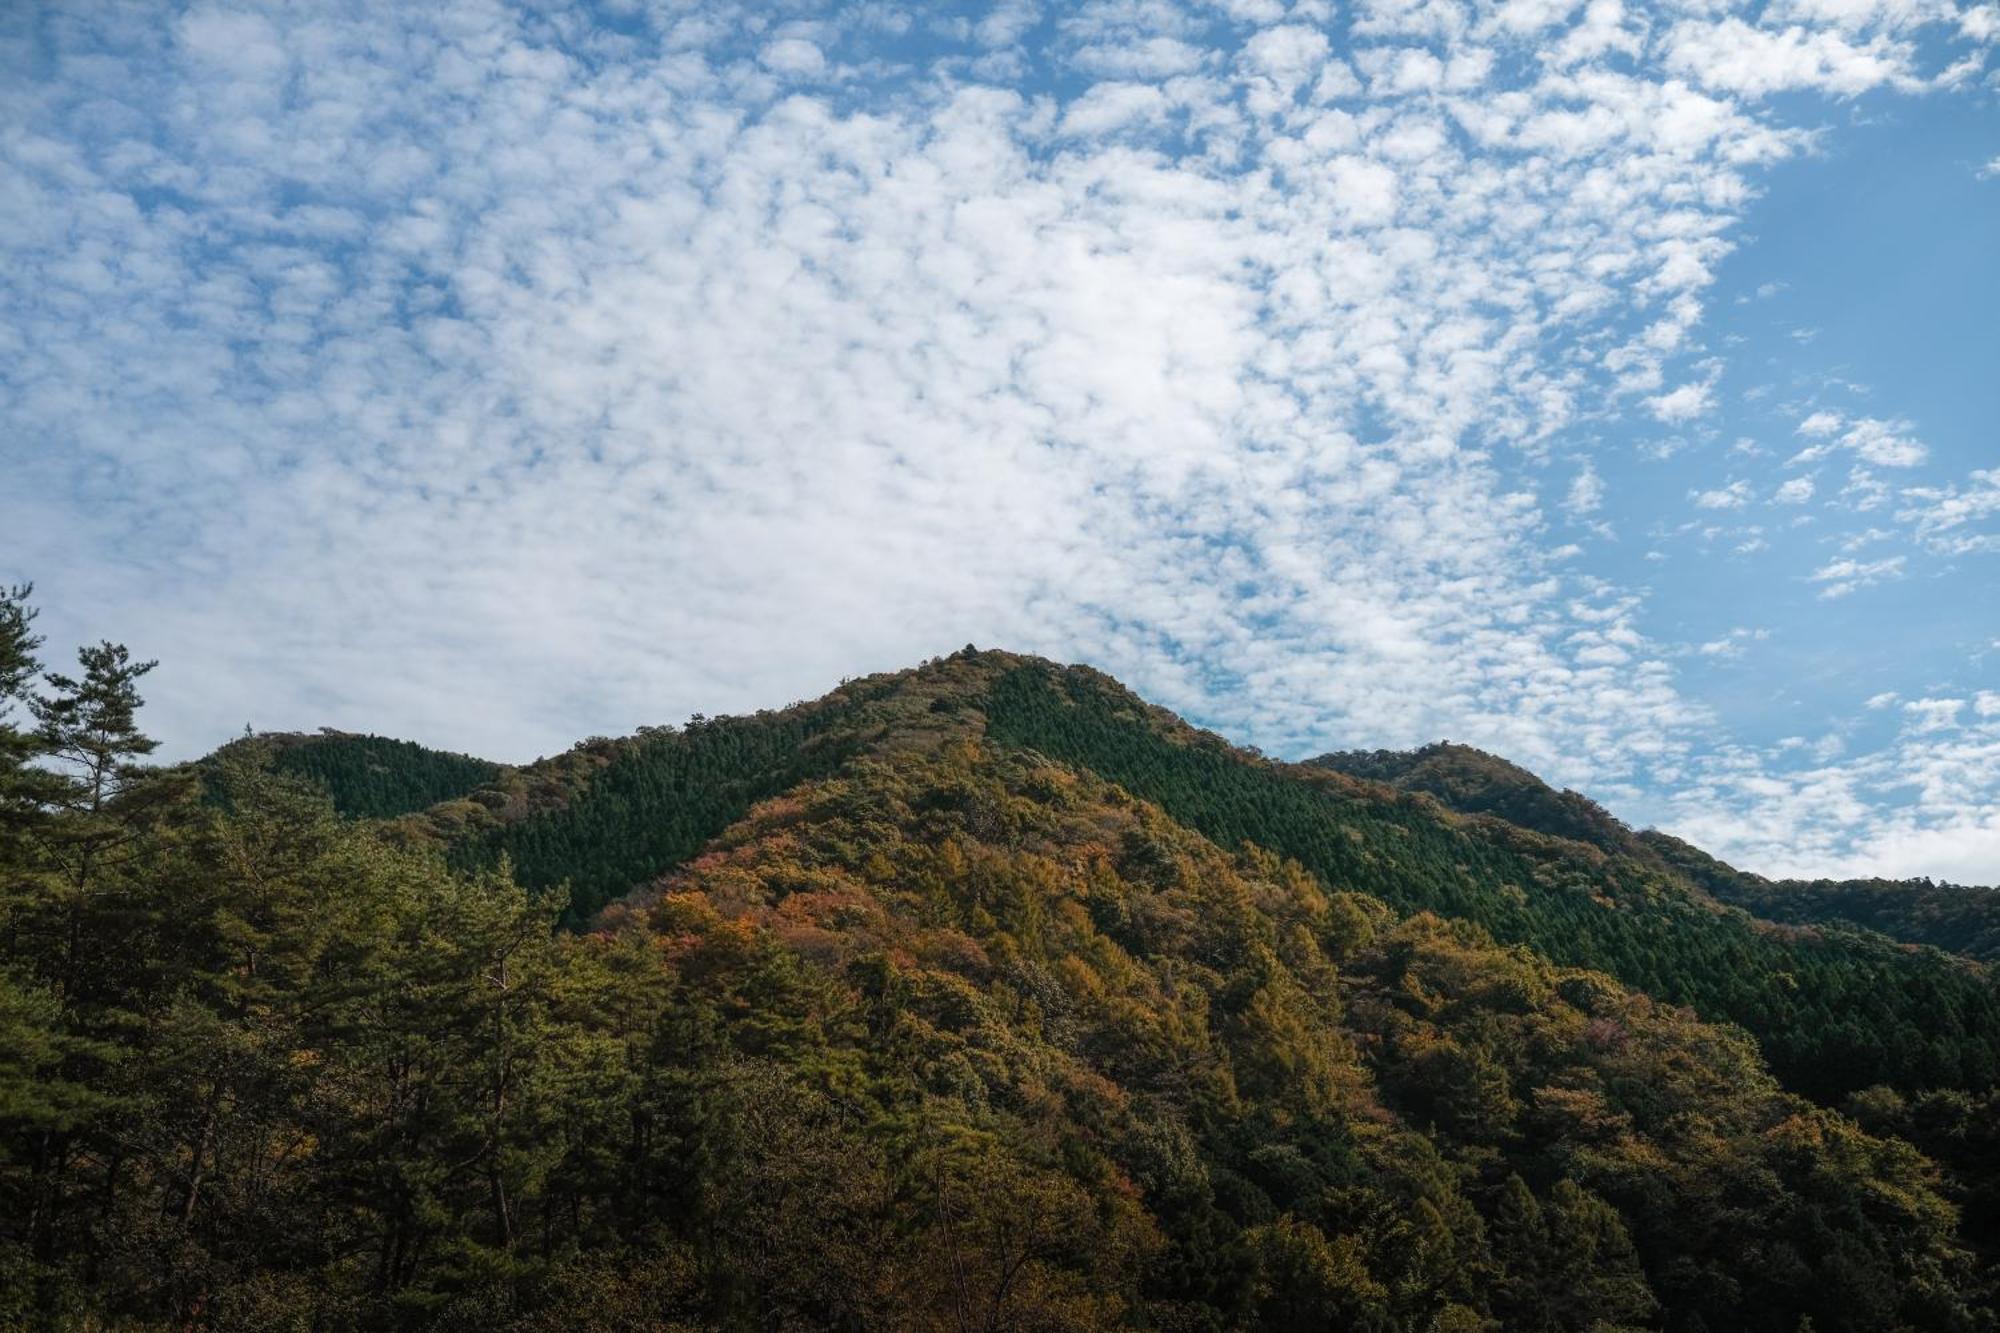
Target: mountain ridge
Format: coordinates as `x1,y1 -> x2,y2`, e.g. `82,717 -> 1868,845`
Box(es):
9,609 -> 2000,1329
240,650 -> 1997,966
228,649 -> 2000,1102
1308,737 -> 2000,965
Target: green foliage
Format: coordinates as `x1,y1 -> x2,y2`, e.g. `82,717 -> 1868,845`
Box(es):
0,584 -> 62,872
256,732 -> 503,820
451,712 -> 863,926
592,738 -> 1987,1331
1,617 -> 1995,1330
438,664 -> 983,926
1330,747 -> 2000,972
1313,742 -> 1633,854
1651,829 -> 2000,966
983,663 -> 2000,1101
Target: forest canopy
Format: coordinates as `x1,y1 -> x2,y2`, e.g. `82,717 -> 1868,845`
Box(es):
2,588 -> 1997,1331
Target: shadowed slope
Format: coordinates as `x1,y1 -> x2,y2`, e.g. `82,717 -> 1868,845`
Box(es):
253,650 -> 2000,1098
1311,742 -> 1642,858
214,731 -> 503,820
1306,739 -> 2000,969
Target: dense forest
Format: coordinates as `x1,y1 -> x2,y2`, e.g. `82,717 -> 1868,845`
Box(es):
1642,830 -> 2000,967
1309,743 -> 1635,854
985,666 -> 2000,1100
4,587 -> 1999,1330
228,732 -> 503,821
1316,742 -> 2000,967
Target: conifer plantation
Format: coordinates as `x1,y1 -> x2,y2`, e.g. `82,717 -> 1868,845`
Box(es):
4,584 -> 1999,1331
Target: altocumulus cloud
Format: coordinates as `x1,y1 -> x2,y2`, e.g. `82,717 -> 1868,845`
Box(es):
0,0 -> 1994,880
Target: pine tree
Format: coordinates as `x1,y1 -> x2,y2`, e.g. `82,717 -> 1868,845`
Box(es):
0,584 -> 59,852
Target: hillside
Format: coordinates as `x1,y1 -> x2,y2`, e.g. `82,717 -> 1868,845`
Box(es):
978,661 -> 1999,1101
5,604 -> 1999,1329
1642,829 -> 2000,965
1307,740 -> 2000,968
1310,742 -> 1641,857
246,654 -> 2000,1101
218,730 -> 504,820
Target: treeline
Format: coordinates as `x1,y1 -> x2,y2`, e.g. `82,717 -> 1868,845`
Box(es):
242,732 -> 503,820
1640,830 -> 2000,966
1729,876 -> 2000,965
1310,742 -> 1634,853
1315,747 -> 2000,973
0,589 -> 1990,1329
982,664 -> 2000,1101
446,702 -> 882,926
6,604 -> 1998,1329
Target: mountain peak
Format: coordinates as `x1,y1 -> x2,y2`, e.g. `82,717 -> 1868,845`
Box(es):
1309,740 -> 1642,858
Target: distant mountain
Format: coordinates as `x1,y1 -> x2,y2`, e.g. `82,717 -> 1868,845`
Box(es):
216,729 -> 503,819
1309,741 -> 1648,859
1305,740 -> 2000,967
1641,828 -> 2000,964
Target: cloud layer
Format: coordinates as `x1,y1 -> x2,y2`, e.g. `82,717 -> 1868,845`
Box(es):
2,0 -> 1994,881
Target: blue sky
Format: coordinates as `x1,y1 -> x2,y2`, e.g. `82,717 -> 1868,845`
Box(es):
2,0 -> 1996,881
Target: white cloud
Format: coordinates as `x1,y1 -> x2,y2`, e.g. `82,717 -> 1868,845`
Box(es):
1789,414 -> 1928,468
1648,380 -> 1714,424
1240,24 -> 1332,95
1058,81 -> 1173,134
1071,36 -> 1208,78
1485,0 -> 1586,36
1773,476 -> 1815,504
1840,417 -> 1928,467
1764,0 -> 1959,32
1565,462 -> 1605,515
1840,467 -> 1894,511
1663,18 -> 1927,97
760,38 -> 827,77
1808,555 -> 1906,598
1698,626 -> 1768,658
1662,700 -> 2000,881
1904,696 -> 1965,731
175,7 -> 288,79
0,0 -> 1989,886
1691,480 -> 1752,509
976,0 -> 1041,49
1898,468 -> 2000,554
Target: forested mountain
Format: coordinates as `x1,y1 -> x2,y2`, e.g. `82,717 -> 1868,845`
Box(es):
1314,740 -> 2000,968
219,731 -> 503,820
1715,875 -> 2000,964
984,666 -> 2000,1101
1310,743 -> 1639,857
4,587 -> 2000,1330
1642,829 -> 2000,966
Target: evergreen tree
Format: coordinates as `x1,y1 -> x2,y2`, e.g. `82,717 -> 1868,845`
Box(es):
0,605 -> 1993,1329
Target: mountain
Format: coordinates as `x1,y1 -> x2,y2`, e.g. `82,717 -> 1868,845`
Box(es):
977,660 -> 2000,1100
1310,740 -> 2000,967
266,659 -> 2000,1101
216,730 -> 504,820
1640,829 -> 2000,964
1309,742 -> 1641,858
5,622 -> 1999,1331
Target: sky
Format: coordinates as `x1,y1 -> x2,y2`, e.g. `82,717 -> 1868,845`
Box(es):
2,0 -> 1996,884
